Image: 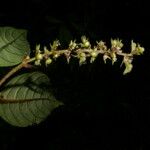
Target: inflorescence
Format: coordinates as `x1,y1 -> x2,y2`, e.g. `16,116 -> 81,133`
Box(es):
34,36 -> 144,75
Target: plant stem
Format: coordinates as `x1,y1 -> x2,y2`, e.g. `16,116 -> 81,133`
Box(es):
0,57 -> 36,87
0,42 -> 140,88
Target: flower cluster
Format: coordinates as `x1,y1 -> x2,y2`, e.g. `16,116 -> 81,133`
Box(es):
34,36 -> 144,75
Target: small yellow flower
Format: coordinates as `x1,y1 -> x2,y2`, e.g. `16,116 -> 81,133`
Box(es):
69,40 -> 77,50
123,63 -> 133,75
78,52 -> 86,65
110,52 -> 117,65
131,41 -> 144,55
81,36 -> 91,48
36,44 -> 40,51
111,39 -> 123,49
45,58 -> 52,66
50,40 -> 60,50
36,53 -> 43,60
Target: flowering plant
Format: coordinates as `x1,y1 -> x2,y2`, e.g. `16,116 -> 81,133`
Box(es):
0,27 -> 144,127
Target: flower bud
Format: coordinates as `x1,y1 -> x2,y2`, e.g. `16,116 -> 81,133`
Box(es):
36,44 -> 40,51
53,54 -> 59,59
35,60 -> 41,66
69,40 -> 77,50
79,57 -> 86,65
79,52 -> 86,58
45,58 -> 52,66
91,51 -> 97,58
123,63 -> 133,75
81,36 -> 90,48
110,52 -> 117,64
85,41 -> 90,47
81,36 -> 87,43
136,44 -> 144,55
78,52 -> 86,65
36,53 -> 43,60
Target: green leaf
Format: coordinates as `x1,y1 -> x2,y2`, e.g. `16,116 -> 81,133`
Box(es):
0,27 -> 30,67
0,72 -> 62,127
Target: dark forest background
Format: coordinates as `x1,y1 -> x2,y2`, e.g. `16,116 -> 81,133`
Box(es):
0,0 -> 150,149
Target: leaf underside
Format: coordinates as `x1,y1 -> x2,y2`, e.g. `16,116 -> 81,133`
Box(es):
0,27 -> 30,67
0,72 -> 62,127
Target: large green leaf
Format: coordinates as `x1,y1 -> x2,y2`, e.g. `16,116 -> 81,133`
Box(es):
0,27 -> 30,67
0,72 -> 62,127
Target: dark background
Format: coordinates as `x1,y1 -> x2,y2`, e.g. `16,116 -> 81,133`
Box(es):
0,0 -> 150,149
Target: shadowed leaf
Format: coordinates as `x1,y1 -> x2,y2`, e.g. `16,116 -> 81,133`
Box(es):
0,72 -> 62,127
